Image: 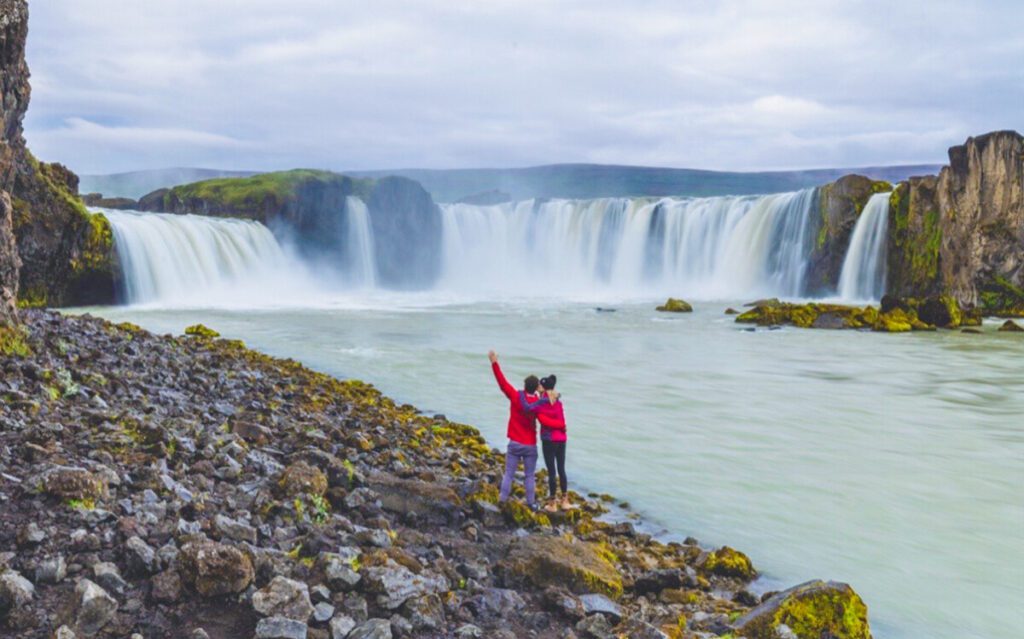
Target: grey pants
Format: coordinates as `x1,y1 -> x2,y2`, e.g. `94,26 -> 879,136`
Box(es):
499,441 -> 538,506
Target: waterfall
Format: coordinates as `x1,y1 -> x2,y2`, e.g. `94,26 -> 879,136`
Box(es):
342,196 -> 377,287
438,189 -> 818,299
837,193 -> 890,301
103,209 -> 314,306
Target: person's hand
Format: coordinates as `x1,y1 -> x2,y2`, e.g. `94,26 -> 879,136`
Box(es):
488,350 -> 498,364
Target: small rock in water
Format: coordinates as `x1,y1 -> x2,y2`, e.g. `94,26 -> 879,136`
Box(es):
998,319 -> 1024,332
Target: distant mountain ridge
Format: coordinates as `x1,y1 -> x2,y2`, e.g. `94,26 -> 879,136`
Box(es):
81,162 -> 943,202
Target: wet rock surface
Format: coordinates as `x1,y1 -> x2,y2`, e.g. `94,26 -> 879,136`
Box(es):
0,310 -> 876,637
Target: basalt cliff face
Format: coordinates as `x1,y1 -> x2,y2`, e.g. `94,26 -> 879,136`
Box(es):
885,131 -> 1024,313
0,0 -> 116,312
0,0 -> 29,324
138,170 -> 445,289
809,131 -> 1023,311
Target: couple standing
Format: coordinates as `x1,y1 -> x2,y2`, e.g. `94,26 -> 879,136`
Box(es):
488,350 -> 571,513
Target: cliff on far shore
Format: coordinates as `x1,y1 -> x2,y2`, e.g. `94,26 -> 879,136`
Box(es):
137,170 -> 445,290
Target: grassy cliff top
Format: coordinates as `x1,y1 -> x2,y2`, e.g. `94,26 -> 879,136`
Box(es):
167,169 -> 374,208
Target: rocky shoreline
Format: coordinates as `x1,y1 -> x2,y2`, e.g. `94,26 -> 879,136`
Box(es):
1,310 -> 871,639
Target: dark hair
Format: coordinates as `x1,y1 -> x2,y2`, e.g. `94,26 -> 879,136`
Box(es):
541,374 -> 557,390
524,375 -> 540,394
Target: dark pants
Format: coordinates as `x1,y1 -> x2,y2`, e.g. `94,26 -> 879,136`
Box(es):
542,440 -> 567,498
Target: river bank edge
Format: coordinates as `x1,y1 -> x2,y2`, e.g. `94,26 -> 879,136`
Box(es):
0,309 -> 872,639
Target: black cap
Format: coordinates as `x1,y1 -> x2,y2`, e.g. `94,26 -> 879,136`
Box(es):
540,374 -> 557,390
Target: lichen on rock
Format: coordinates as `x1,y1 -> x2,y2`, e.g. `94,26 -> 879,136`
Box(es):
733,579 -> 871,639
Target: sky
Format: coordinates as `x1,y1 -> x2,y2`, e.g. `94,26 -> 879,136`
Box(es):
21,0 -> 1024,176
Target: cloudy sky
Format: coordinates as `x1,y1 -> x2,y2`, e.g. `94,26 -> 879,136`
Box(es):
22,0 -> 1024,175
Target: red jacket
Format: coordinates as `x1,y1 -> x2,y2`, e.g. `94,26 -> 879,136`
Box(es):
522,394 -> 567,443
491,362 -> 539,446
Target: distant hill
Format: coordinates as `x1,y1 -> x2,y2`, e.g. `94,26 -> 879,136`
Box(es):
79,168 -> 258,200
82,163 -> 943,202
347,163 -> 944,202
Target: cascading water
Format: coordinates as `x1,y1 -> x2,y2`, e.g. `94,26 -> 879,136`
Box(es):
438,189 -> 818,299
102,209 -> 315,306
837,193 -> 891,301
341,196 -> 377,287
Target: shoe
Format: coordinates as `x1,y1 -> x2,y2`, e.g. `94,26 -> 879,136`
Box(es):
543,500 -> 559,512
560,496 -> 574,510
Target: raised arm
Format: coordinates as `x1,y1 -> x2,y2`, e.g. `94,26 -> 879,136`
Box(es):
489,351 -> 517,401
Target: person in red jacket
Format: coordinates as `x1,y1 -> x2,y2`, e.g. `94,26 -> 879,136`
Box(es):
521,375 -> 569,511
488,350 -> 541,509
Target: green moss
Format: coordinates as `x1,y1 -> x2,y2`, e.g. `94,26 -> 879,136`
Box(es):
184,324 -> 220,339
168,169 -> 374,212
656,298 -> 693,312
17,286 -> 48,309
773,586 -> 870,639
0,325 -> 32,357
979,276 -> 1024,317
703,546 -> 755,579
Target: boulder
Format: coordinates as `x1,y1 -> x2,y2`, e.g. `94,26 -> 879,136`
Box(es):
252,576 -> 315,622
701,546 -> 756,580
177,539 -> 254,596
35,554 -> 67,584
369,475 -> 462,526
319,553 -> 362,591
999,319 -> 1024,332
579,593 -> 622,621
255,616 -> 308,639
125,535 -> 159,576
0,570 -> 34,615
75,578 -> 118,636
41,466 -> 106,502
277,462 -> 328,498
328,614 -> 357,639
733,579 -> 871,639
402,593 -> 445,631
655,298 -> 693,313
500,535 -> 623,598
347,618 -> 393,639
361,561 -> 448,610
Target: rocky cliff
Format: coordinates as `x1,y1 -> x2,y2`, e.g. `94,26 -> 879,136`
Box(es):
0,0 -> 116,311
885,131 -> 1024,313
805,174 -> 892,295
139,170 -> 445,289
0,0 -> 29,324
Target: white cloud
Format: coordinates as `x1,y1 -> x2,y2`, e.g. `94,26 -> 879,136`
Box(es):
20,0 -> 1024,174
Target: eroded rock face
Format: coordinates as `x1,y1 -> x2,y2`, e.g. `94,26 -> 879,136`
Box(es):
0,0 -> 29,324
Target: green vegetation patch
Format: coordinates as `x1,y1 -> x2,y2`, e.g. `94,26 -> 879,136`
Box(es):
168,169 -> 374,211
0,324 -> 32,357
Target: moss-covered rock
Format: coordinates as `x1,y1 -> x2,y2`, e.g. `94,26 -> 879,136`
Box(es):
0,323 -> 30,356
736,298 -> 955,333
656,298 -> 693,312
733,580 -> 871,639
701,546 -> 755,580
805,175 -> 892,295
979,276 -> 1024,317
501,534 -> 624,598
184,323 -> 220,339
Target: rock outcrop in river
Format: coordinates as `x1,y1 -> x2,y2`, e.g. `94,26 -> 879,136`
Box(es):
0,310 -> 875,639
0,0 -> 116,312
136,170 -> 444,289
